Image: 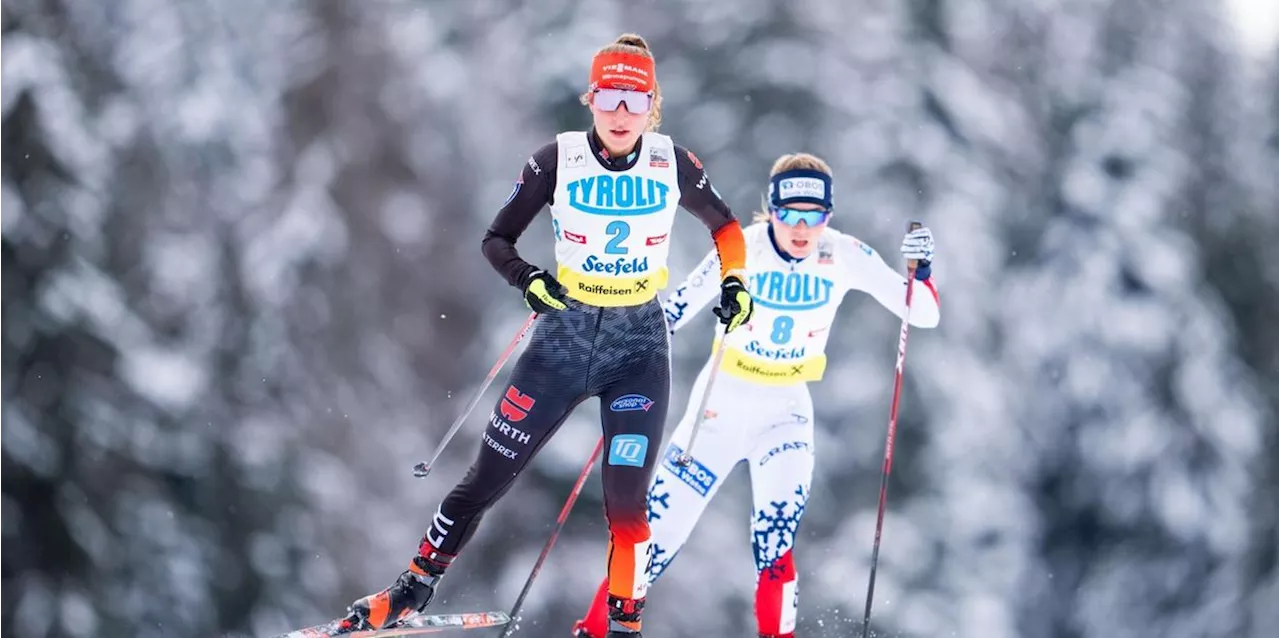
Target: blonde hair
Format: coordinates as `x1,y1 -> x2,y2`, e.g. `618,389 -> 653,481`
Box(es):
579,33 -> 664,132
752,152 -> 835,222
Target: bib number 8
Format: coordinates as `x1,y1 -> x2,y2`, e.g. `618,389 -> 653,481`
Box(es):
770,316 -> 794,344
605,221 -> 630,255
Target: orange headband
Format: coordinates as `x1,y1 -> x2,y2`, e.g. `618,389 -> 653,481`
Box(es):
589,51 -> 656,93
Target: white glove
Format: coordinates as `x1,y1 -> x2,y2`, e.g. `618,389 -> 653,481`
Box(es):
900,226 -> 934,263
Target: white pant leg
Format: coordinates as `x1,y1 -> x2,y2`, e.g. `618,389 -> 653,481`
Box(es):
745,388 -> 815,637
644,359 -> 751,584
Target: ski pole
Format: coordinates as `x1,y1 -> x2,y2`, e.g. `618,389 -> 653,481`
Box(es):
674,325 -> 730,467
413,311 -> 539,478
499,437 -> 604,637
860,221 -> 923,638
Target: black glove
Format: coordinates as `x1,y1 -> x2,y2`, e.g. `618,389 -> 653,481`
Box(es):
521,270 -> 568,314
711,275 -> 754,332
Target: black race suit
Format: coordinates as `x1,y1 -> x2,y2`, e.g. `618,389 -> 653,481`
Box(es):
416,130 -> 737,629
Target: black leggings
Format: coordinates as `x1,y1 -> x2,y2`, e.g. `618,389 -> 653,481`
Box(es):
419,297 -> 670,604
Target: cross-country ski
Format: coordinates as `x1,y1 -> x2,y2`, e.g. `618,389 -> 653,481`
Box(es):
271,611 -> 510,638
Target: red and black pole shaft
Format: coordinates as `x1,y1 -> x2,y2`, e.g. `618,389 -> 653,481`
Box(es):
860,221 -> 923,638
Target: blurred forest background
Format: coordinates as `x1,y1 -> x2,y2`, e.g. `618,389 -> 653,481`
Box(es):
2,1 -> 1276,637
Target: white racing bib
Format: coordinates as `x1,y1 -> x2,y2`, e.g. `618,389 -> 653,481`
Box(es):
717,227 -> 844,384
550,131 -> 681,306
666,222 -> 941,386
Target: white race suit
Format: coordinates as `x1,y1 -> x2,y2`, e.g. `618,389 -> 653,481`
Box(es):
648,221 -> 940,636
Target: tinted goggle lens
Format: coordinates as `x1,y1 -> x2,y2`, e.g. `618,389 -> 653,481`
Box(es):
771,206 -> 832,227
593,89 -> 653,114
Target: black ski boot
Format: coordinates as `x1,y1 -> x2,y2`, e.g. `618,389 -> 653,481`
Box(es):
340,556 -> 443,631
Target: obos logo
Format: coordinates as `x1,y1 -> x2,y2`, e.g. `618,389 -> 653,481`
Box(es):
777,177 -> 826,200
750,271 -> 836,311
583,255 -> 649,275
567,175 -> 670,216
662,444 -> 717,496
610,393 -> 655,412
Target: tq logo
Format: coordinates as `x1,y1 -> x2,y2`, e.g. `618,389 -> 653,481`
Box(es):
608,434 -> 649,467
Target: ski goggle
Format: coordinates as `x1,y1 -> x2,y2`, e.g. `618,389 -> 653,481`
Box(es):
592,89 -> 653,114
770,205 -> 832,227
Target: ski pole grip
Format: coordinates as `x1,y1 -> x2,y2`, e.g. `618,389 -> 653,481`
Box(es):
905,220 -> 923,270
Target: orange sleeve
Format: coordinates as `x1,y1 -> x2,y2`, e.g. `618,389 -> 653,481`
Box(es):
711,221 -> 747,281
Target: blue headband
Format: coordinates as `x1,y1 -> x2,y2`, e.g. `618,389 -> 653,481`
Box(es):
769,169 -> 833,209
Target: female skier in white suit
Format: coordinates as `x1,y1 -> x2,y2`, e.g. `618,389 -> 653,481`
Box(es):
574,152 -> 940,638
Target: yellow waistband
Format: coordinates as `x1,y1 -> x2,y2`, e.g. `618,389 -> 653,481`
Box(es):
557,265 -> 669,307
716,340 -> 827,386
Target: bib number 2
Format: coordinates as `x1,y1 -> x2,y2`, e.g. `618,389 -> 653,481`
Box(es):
605,221 -> 630,255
